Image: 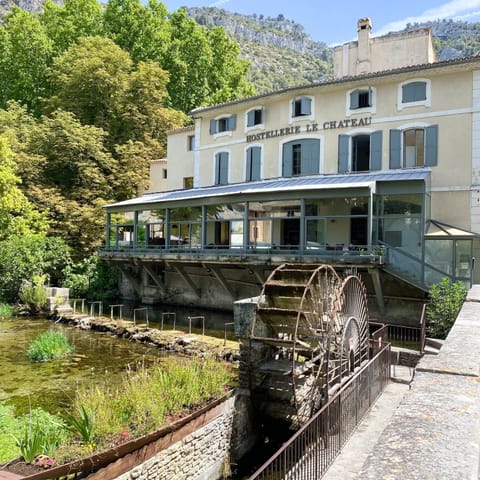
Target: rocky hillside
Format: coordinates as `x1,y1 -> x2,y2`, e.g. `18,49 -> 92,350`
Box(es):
186,7 -> 333,93
2,1 -> 480,94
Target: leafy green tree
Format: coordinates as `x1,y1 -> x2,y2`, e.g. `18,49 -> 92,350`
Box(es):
0,136 -> 47,240
41,0 -> 104,56
47,36 -> 131,132
162,9 -> 255,112
103,0 -> 170,64
0,8 -> 53,114
0,235 -> 71,302
25,110 -> 116,258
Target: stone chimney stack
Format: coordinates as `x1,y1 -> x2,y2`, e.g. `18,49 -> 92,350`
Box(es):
357,17 -> 372,74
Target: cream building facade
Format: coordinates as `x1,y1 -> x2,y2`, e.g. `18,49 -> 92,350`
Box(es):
100,19 -> 479,315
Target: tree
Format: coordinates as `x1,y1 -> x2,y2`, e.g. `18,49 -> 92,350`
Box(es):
103,0 -> 170,64
162,9 -> 255,112
0,136 -> 47,241
0,8 -> 53,114
41,0 -> 104,56
47,36 -> 132,132
25,110 -> 116,258
0,235 -> 71,302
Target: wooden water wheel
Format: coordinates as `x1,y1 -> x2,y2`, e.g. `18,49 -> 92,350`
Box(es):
250,264 -> 369,427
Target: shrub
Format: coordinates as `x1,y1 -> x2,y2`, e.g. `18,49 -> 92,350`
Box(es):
426,277 -> 467,339
27,331 -> 74,362
19,275 -> 47,314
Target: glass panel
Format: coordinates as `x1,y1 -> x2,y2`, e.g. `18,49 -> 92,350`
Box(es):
379,194 -> 422,215
207,204 -> 245,220
305,197 -> 369,216
456,240 -> 472,279
147,223 -> 165,247
306,219 -> 326,249
230,220 -> 244,248
169,207 -> 202,221
136,225 -> 147,248
249,200 -> 301,218
425,239 -> 453,275
380,216 -> 422,257
249,219 -> 272,248
117,225 -> 134,247
138,209 -> 165,223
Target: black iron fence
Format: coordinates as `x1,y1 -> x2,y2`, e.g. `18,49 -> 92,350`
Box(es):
249,341 -> 391,479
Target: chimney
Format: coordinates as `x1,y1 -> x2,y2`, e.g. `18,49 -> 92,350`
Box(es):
357,17 -> 372,74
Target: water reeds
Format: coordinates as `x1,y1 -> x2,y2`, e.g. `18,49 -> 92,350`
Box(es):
27,331 -> 74,362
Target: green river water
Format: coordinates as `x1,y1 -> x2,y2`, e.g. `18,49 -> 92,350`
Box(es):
0,316 -> 166,415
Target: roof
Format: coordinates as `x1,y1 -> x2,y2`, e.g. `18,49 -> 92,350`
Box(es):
425,220 -> 478,238
189,54 -> 480,116
105,168 -> 431,211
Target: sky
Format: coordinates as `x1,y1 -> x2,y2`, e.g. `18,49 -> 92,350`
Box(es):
160,0 -> 480,45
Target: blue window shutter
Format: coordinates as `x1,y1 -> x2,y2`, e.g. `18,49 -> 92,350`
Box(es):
247,110 -> 254,127
389,129 -> 402,169
425,125 -> 438,166
301,139 -> 320,175
283,142 -> 293,176
301,97 -> 311,115
251,147 -> 261,180
402,81 -> 426,102
228,114 -> 236,131
338,135 -> 349,173
209,119 -> 217,134
219,152 -> 228,184
370,131 -> 382,171
350,90 -> 359,109
246,149 -> 252,180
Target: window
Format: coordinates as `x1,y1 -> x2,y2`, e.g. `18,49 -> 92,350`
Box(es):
402,82 -> 426,103
246,146 -> 261,181
187,135 -> 195,151
282,139 -> 320,177
162,168 -> 167,179
292,96 -> 312,117
338,131 -> 382,173
246,108 -> 264,127
350,88 -> 372,109
214,152 -> 229,185
398,80 -> 430,110
389,125 -> 438,169
209,115 -> 237,135
183,177 -> 193,189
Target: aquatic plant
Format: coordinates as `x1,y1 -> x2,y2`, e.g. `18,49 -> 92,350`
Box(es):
27,330 -> 74,362
62,404 -> 96,445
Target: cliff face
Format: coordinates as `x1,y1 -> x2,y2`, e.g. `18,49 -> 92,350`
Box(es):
0,0 -> 62,15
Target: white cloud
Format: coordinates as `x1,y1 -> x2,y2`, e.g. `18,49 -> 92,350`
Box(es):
375,0 -> 480,36
208,0 -> 231,7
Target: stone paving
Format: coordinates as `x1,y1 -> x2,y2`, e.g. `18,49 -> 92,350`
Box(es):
353,286 -> 480,480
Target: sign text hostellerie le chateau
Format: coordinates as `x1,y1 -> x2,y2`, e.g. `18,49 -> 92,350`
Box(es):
245,117 -> 372,143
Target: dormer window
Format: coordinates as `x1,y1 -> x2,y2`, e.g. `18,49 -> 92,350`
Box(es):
246,108 -> 264,128
292,96 -> 312,117
210,114 -> 237,135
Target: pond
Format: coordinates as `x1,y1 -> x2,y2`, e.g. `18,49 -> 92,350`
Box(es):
0,316 -> 168,415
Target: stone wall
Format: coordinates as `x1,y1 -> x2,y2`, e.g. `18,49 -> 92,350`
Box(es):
110,394 -> 255,480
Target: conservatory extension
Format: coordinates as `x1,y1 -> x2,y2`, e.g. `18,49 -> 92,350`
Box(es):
101,169 -> 474,290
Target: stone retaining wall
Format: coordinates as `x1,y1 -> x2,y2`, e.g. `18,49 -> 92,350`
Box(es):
88,393 -> 255,480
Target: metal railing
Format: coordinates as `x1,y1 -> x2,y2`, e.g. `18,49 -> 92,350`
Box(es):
249,341 -> 391,480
